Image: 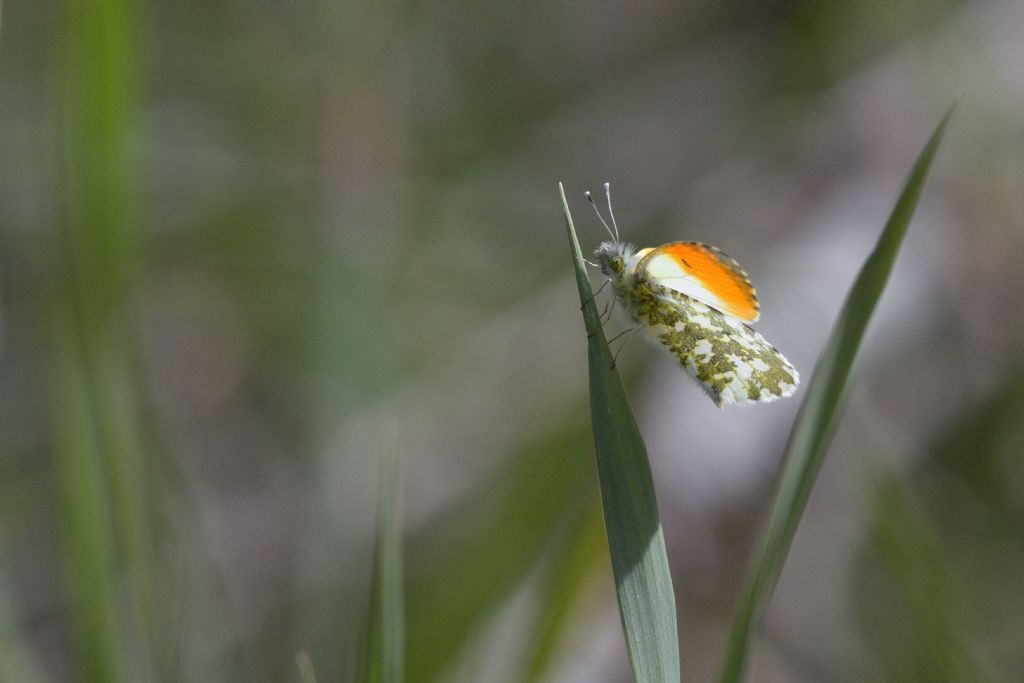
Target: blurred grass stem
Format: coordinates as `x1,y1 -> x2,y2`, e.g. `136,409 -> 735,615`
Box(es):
53,2 -> 158,680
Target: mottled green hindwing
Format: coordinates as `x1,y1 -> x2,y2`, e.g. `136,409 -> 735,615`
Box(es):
624,282 -> 798,408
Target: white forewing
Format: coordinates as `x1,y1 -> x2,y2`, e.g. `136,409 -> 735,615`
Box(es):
640,251 -> 736,317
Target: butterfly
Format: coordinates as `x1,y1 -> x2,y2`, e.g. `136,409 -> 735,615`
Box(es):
587,183 -> 799,408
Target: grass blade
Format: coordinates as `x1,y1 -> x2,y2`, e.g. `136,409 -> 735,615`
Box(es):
52,318 -> 126,683
559,183 -> 680,683
523,502 -> 606,683
719,102 -> 959,683
53,3 -> 156,681
296,651 -> 319,683
0,579 -> 38,683
864,471 -> 991,682
367,438 -> 404,683
404,419 -> 593,682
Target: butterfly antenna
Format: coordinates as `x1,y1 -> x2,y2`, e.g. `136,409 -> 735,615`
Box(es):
604,182 -> 620,241
585,190 -> 617,242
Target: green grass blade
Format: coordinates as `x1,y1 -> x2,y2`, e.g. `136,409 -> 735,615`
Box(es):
53,3 -> 155,681
295,651 -> 319,683
560,183 -> 680,683
865,472 -> 991,683
52,319 -> 126,683
719,102 -> 959,683
404,419 -> 593,682
0,578 -> 38,683
367,438 -> 405,683
523,502 -> 606,683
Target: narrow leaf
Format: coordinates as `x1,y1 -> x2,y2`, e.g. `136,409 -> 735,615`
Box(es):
404,419 -> 593,682
295,651 -> 318,683
0,579 -> 38,683
523,503 -> 606,683
54,3 -> 156,681
367,437 -> 404,683
560,183 -> 680,683
866,472 -> 991,682
719,102 -> 959,683
52,318 -> 125,683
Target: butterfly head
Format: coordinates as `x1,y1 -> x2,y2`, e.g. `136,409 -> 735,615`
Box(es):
593,240 -> 635,279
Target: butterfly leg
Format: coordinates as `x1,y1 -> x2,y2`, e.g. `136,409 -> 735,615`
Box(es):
608,325 -> 642,369
588,301 -> 616,340
586,287 -> 615,340
580,279 -> 610,310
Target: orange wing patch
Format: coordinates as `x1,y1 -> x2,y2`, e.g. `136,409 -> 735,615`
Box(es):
637,242 -> 759,322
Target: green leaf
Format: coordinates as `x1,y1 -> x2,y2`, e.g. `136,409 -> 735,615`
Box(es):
0,578 -> 38,683
53,3 -> 160,681
862,471 -> 991,683
52,317 -> 125,683
522,502 -> 607,683
719,102 -> 959,683
296,651 -> 319,683
404,418 -> 594,682
559,183 -> 680,683
367,438 -> 405,683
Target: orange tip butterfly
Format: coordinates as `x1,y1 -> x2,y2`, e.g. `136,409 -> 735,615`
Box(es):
588,183 -> 799,408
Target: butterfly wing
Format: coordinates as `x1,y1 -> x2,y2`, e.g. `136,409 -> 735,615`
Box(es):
636,242 -> 760,322
638,285 -> 798,407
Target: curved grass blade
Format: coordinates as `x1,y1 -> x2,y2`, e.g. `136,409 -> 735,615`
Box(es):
0,579 -> 38,683
295,651 -> 318,683
865,471 -> 992,683
404,418 -> 593,682
523,502 -> 606,683
367,438 -> 404,683
719,102 -> 959,683
559,183 -> 679,683
54,3 -> 158,681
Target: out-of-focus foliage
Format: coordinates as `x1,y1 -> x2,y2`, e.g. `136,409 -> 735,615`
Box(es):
2,2 -> 1023,682
855,364 -> 1024,682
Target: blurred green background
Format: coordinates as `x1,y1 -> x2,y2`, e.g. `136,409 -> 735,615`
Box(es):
2,2 -> 1022,682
